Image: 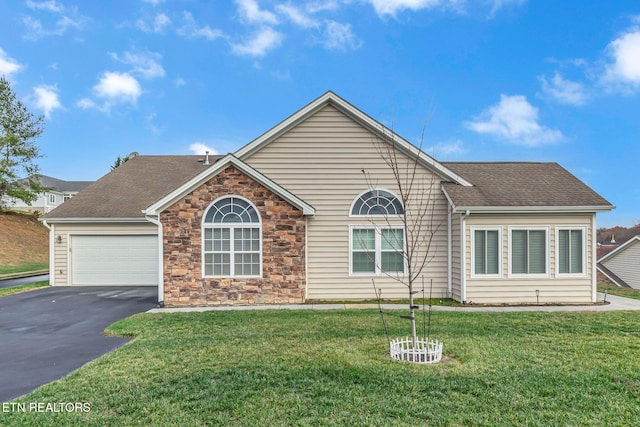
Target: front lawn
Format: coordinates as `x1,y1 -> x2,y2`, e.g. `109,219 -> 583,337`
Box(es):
3,309 -> 640,426
598,283 -> 640,300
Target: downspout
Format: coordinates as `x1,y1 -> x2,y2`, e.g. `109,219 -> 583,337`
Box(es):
460,210 -> 471,303
145,214 -> 164,307
591,213 -> 597,303
447,207 -> 452,298
304,216 -> 309,303
40,219 -> 55,286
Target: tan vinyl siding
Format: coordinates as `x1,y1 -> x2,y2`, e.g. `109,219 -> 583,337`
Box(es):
463,213 -> 594,304
601,240 -> 640,289
51,222 -> 157,286
244,105 -> 450,300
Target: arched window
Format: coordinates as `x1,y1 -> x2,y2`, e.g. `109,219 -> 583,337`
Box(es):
349,189 -> 405,275
350,189 -> 404,216
203,196 -> 261,277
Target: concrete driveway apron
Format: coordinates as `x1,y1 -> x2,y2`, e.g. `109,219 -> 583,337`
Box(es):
0,286 -> 157,401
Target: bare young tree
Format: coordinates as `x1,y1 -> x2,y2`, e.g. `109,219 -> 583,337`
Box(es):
361,123 -> 447,348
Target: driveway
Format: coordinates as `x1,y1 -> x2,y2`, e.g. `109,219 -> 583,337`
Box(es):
0,286 -> 157,401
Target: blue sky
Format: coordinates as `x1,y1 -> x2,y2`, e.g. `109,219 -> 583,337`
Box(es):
1,0 -> 639,227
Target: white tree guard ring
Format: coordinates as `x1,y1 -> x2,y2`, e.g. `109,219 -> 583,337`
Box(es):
389,337 -> 443,364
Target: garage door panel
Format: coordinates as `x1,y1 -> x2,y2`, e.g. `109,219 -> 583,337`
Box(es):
71,235 -> 158,286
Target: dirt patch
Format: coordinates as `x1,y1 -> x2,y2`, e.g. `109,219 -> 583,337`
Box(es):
0,211 -> 49,267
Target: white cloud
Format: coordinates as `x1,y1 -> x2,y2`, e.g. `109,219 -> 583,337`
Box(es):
142,0 -> 165,5
276,4 -> 319,28
235,0 -> 279,25
539,72 -> 587,106
110,50 -> 165,79
0,48 -> 23,78
78,71 -> 142,112
488,0 -> 526,17
32,84 -> 62,118
22,2 -> 86,40
322,21 -> 362,51
465,94 -> 564,147
178,11 -> 225,40
189,142 -> 219,155
430,139 -> 467,158
174,77 -> 186,87
136,13 -> 171,33
366,0 -> 443,17
26,0 -> 64,13
602,28 -> 640,92
231,27 -> 284,57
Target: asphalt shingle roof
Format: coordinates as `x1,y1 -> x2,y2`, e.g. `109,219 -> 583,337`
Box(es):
45,155 -> 220,219
441,162 -> 613,208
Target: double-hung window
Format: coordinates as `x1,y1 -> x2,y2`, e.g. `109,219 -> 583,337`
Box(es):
510,228 -> 548,276
557,228 -> 585,275
351,227 -> 404,274
472,228 -> 501,277
203,196 -> 261,277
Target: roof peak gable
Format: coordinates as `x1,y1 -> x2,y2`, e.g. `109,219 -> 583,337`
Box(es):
235,91 -> 472,187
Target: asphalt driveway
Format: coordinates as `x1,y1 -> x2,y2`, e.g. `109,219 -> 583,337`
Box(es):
0,286 -> 157,401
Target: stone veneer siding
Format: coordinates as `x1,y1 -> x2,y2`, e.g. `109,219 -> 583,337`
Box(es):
161,165 -> 306,306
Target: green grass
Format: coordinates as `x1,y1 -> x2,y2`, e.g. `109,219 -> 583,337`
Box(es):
0,262 -> 48,275
3,309 -> 640,426
0,280 -> 49,297
598,283 -> 640,300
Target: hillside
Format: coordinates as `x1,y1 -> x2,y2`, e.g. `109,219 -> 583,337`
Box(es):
598,223 -> 640,245
0,211 -> 49,272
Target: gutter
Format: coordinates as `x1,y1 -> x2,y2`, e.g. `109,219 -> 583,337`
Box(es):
144,214 -> 164,307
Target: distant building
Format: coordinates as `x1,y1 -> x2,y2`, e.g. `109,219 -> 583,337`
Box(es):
3,175 -> 93,214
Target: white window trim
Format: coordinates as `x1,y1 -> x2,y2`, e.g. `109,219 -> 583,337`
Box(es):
201,195 -> 263,279
555,226 -> 588,278
470,226 -> 503,279
348,188 -> 404,218
349,225 -> 406,276
508,226 -> 550,279
48,194 -> 56,204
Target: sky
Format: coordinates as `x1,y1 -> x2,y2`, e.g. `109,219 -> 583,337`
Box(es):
0,0 -> 639,228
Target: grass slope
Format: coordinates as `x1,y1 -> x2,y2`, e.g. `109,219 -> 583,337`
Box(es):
0,211 -> 48,273
3,309 -> 640,426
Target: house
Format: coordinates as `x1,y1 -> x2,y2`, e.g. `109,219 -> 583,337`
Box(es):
597,236 -> 640,289
42,91 -> 614,306
4,175 -> 93,213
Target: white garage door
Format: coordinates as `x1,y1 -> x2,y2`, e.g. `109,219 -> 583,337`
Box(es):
71,235 -> 158,286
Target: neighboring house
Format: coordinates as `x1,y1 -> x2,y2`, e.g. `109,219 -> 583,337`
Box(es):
597,236 -> 640,289
4,175 -> 93,213
42,92 -> 614,307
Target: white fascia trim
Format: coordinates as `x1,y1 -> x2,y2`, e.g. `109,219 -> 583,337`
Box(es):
597,235 -> 640,263
452,206 -> 615,214
234,91 -> 473,187
144,154 -> 315,217
40,217 -> 151,224
596,264 -> 625,288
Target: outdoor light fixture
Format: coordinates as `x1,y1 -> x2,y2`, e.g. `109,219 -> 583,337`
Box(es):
56,235 -> 62,244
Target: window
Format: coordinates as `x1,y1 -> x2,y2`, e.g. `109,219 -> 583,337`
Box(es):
510,228 -> 548,276
557,228 -> 585,275
351,227 -> 404,274
63,194 -> 72,202
48,194 -> 56,204
351,189 -> 404,216
203,196 -> 261,277
472,228 -> 501,277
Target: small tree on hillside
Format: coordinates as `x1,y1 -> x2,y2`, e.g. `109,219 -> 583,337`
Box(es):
0,76 -> 45,207
110,154 -> 130,170
361,123 -> 446,362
